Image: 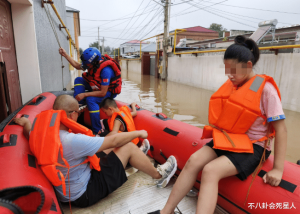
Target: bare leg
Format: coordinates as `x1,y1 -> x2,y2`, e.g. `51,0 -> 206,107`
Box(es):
161,146 -> 218,214
102,148 -> 114,154
196,156 -> 238,214
113,142 -> 161,179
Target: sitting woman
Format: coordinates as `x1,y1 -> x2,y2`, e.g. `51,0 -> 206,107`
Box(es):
148,35 -> 287,214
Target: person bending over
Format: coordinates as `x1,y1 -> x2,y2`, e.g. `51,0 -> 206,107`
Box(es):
14,95 -> 177,208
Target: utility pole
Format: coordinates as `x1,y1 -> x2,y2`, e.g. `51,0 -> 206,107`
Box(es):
102,37 -> 105,54
161,0 -> 170,80
98,27 -> 100,51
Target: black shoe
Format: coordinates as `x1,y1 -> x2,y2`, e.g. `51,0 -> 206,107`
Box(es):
147,210 -> 160,214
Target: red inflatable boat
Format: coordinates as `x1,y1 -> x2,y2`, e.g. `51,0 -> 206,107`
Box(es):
1,91 -> 300,214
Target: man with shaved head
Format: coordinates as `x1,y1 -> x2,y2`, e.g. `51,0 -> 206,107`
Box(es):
14,94 -> 177,208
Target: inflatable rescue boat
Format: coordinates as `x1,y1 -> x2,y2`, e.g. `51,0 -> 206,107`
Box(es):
0,91 -> 299,214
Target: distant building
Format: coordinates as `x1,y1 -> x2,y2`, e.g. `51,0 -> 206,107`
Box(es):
156,26 -> 219,50
120,40 -> 149,56
66,6 -> 81,84
187,25 -> 300,50
223,30 -> 255,37
66,6 -> 81,61
133,42 -> 156,55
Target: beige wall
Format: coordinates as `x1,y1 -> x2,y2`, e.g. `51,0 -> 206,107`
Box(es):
10,1 -> 42,104
120,60 -> 127,72
128,60 -> 141,74
120,59 -> 141,74
168,53 -> 300,112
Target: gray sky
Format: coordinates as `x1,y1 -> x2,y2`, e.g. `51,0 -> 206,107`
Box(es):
65,0 -> 300,50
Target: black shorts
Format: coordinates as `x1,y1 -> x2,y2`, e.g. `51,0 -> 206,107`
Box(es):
72,151 -> 127,208
206,140 -> 271,181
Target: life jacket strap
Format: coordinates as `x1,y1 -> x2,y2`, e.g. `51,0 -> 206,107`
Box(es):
209,124 -> 236,148
244,125 -> 270,205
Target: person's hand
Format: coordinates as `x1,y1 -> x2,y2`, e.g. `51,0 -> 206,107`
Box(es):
75,93 -> 85,102
59,47 -> 67,57
13,117 -> 30,127
131,102 -> 137,107
138,130 -> 148,139
262,168 -> 283,186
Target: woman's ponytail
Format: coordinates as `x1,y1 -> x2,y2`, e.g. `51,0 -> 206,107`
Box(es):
224,35 -> 260,66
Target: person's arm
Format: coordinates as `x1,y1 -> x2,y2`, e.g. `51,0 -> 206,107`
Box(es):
59,48 -> 82,70
130,102 -> 137,117
262,119 -> 287,186
105,119 -> 122,136
75,85 -> 109,102
96,130 -> 148,153
13,117 -> 32,140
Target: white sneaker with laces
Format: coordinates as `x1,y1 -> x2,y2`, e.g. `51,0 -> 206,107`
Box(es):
140,139 -> 150,155
156,155 -> 177,188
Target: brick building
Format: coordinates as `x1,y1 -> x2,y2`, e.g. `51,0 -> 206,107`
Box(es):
156,26 -> 219,50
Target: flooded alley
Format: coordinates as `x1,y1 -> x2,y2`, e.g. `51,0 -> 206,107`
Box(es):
117,70 -> 300,164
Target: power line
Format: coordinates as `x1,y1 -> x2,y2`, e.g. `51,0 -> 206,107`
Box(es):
67,2 -> 157,22
133,7 -> 164,40
205,6 -> 295,26
170,0 -> 228,18
119,0 -> 153,42
173,0 -> 295,27
81,3 -> 158,33
111,0 -> 147,44
185,1 -> 257,29
80,35 -> 134,40
217,3 -> 300,15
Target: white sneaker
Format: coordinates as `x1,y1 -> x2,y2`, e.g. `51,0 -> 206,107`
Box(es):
140,139 -> 150,155
156,155 -> 177,188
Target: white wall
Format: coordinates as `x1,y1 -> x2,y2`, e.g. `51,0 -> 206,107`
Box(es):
10,2 -> 42,104
120,60 -> 127,72
66,11 -> 79,90
168,52 -> 300,112
128,60 -> 141,74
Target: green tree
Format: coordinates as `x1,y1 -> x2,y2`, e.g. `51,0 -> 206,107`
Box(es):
88,42 -> 114,54
209,23 -> 227,38
89,41 -> 100,49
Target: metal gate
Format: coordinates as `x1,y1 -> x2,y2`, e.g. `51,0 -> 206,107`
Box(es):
150,55 -> 155,76
0,0 -> 22,122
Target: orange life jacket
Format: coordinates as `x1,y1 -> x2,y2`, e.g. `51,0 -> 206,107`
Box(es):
29,110 -> 101,196
82,54 -> 122,94
201,74 -> 281,153
107,106 -> 139,145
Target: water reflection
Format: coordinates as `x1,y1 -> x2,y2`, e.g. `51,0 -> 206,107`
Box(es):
117,70 -> 300,163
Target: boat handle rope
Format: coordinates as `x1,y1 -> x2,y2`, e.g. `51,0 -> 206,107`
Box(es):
44,3 -> 66,91
31,95 -> 44,104
156,113 -> 167,119
258,170 -> 297,193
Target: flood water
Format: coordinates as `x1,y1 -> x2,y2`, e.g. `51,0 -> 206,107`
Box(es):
117,70 -> 300,164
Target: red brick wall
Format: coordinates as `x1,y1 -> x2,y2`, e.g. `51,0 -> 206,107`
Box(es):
176,31 -> 219,44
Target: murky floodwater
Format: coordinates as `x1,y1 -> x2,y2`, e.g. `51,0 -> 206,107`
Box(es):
116,70 -> 300,164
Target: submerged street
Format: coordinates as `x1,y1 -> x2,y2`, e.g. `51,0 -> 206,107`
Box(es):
118,70 -> 300,164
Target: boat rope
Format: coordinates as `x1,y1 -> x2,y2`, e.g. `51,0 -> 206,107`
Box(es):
176,206 -> 183,214
244,125 -> 270,205
44,4 -> 66,91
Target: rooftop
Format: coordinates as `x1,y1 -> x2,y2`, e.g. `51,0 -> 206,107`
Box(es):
169,26 -> 217,34
66,6 -> 80,13
125,40 -> 147,44
184,26 -> 217,33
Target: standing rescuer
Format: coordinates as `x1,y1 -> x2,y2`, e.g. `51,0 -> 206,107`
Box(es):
59,47 -> 122,134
